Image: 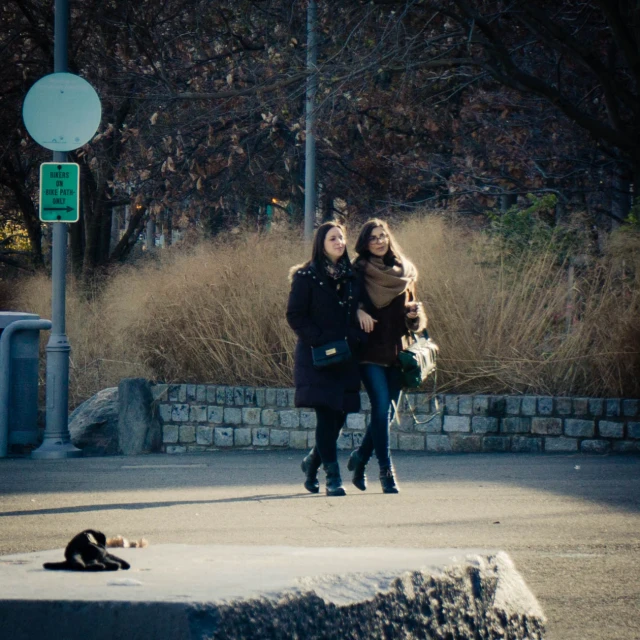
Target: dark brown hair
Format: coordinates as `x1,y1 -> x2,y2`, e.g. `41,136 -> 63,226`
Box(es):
354,218 -> 404,266
310,221 -> 350,271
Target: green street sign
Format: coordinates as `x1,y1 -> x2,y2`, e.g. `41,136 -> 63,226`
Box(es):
39,162 -> 80,222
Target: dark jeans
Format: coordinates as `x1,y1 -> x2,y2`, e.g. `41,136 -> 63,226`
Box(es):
314,406 -> 346,465
357,363 -> 403,470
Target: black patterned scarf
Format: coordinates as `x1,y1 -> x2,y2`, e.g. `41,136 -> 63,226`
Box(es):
323,255 -> 351,281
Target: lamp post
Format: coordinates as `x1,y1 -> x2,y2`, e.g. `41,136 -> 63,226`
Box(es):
31,0 -> 84,459
303,0 -> 318,242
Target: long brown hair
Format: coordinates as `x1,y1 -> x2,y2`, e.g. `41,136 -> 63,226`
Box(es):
354,218 -> 405,266
289,221 -> 351,279
311,221 -> 349,269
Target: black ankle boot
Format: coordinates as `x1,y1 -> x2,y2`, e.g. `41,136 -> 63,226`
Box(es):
347,450 -> 367,491
324,462 -> 346,496
379,465 -> 399,494
300,448 -> 321,494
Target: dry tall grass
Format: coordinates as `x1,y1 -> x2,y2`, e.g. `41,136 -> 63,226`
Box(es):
9,217 -> 640,407
399,217 -> 640,396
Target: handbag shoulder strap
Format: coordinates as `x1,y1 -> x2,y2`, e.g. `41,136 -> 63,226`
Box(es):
392,374 -> 442,427
409,328 -> 430,344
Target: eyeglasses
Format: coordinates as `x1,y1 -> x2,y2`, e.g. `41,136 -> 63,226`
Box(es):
368,233 -> 389,244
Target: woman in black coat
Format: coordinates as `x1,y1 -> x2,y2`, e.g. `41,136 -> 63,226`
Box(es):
286,222 -> 364,496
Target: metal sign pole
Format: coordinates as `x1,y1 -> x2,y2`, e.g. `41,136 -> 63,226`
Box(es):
303,0 -> 317,242
32,0 -> 80,458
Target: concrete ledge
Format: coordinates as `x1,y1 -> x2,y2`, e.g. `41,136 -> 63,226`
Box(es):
0,545 -> 545,639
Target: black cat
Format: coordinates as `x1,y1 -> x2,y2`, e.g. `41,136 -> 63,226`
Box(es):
43,529 -> 130,571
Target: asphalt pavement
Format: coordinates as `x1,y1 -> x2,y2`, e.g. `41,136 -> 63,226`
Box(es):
0,451 -> 638,640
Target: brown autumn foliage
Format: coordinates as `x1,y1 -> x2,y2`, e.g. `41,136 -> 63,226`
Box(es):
1,1 -> 639,278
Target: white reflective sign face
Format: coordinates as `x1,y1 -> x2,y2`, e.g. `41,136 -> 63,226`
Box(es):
22,73 -> 102,151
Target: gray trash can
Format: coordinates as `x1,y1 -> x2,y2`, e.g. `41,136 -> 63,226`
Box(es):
0,312 -> 42,446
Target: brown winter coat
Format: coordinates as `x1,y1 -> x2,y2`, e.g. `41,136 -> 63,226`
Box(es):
356,266 -> 427,367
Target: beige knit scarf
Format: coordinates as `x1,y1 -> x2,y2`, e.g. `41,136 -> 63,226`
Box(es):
362,256 -> 417,308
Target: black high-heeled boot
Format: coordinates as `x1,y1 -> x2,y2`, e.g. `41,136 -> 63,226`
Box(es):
347,450 -> 367,491
379,465 -> 399,494
324,462 -> 346,496
300,447 -> 321,493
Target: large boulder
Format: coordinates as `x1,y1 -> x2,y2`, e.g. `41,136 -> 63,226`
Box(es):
68,387 -> 119,456
68,379 -> 162,456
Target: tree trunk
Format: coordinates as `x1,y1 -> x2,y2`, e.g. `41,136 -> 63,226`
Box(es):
146,216 -> 155,251
110,205 -> 147,262
99,207 -> 113,265
611,170 -> 631,226
42,224 -> 52,269
320,185 -> 337,222
164,209 -> 172,247
500,193 -> 518,212
633,161 -> 640,214
547,178 -> 566,224
68,208 -> 84,278
82,195 -> 102,280
19,199 -> 44,269
110,207 -> 121,253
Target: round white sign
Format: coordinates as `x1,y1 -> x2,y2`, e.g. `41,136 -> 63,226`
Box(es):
22,72 -> 102,152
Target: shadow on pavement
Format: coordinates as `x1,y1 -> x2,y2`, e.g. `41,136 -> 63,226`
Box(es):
1,451 -> 639,514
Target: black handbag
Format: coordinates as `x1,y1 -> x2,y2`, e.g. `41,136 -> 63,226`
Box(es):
311,280 -> 353,369
312,339 -> 352,369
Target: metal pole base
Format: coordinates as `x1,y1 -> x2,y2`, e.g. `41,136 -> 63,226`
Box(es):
32,332 -> 81,459
31,439 -> 82,459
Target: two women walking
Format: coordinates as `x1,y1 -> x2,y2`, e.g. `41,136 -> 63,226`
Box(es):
286,219 -> 426,496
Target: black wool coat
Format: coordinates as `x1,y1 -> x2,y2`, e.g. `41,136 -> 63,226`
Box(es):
286,263 -> 364,413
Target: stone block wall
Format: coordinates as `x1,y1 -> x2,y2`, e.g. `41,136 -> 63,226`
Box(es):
151,384 -> 640,454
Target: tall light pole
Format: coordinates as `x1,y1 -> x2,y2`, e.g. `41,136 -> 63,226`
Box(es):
32,0 -> 81,458
304,0 -> 318,241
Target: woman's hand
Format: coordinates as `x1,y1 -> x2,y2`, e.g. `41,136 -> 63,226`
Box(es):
357,309 -> 377,333
406,302 -> 422,319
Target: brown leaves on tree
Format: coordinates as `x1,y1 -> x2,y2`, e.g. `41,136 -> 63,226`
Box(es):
1,0 -> 638,275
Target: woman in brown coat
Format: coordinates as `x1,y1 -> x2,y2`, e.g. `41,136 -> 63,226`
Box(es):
348,219 -> 427,493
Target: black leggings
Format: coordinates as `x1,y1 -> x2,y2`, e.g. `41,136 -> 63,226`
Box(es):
314,406 -> 346,465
